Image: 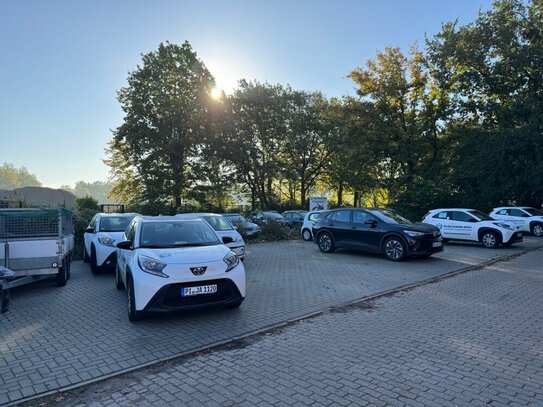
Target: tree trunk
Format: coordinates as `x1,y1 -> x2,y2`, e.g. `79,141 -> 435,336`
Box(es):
337,182 -> 343,206
354,190 -> 359,207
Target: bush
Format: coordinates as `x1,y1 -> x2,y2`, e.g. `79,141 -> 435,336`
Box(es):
253,222 -> 300,242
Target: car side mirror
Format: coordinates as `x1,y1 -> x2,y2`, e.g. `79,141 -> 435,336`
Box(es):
116,240 -> 132,250
85,227 -> 95,234
222,236 -> 234,244
232,225 -> 238,230
364,220 -> 378,228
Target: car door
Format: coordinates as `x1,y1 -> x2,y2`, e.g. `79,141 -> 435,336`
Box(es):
326,210 -> 352,246
509,208 -> 530,231
492,208 -> 512,224
429,211 -> 452,238
350,210 -> 382,252
449,210 -> 478,241
84,215 -> 98,255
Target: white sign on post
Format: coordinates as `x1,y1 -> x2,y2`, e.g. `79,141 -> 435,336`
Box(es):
309,197 -> 327,211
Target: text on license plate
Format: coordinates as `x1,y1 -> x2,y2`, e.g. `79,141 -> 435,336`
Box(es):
181,285 -> 217,297
432,242 -> 442,247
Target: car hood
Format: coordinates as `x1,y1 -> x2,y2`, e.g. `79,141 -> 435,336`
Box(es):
401,222 -> 440,233
137,245 -> 230,264
97,231 -> 125,240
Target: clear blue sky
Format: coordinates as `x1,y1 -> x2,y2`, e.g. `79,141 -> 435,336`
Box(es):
0,0 -> 494,188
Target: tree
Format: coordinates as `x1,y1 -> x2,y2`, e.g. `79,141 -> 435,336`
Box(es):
426,0 -> 543,209
0,163 -> 41,189
106,41 -> 217,208
223,80 -> 291,208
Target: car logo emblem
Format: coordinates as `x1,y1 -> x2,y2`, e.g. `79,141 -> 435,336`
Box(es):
190,266 -> 207,276
433,231 -> 440,237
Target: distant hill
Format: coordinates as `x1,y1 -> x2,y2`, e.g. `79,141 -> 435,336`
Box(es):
0,186 -> 76,209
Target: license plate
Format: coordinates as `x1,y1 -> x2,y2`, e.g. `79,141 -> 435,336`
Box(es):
181,284 -> 217,297
432,242 -> 442,247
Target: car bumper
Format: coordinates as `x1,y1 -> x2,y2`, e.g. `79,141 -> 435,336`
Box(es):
133,263 -> 246,311
97,249 -> 117,268
143,278 -> 244,312
504,231 -> 523,245
407,238 -> 444,255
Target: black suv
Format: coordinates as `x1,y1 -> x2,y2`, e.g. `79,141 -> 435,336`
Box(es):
312,208 -> 443,261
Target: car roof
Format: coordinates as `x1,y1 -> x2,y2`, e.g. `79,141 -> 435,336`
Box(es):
492,206 -> 533,210
429,208 -> 475,212
138,216 -> 207,223
222,213 -> 242,216
98,212 -> 139,217
176,212 -> 219,217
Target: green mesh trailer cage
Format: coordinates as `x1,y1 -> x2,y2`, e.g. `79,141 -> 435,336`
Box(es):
0,208 -> 74,241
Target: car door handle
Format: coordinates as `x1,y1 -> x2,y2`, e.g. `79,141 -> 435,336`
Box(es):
351,226 -> 357,229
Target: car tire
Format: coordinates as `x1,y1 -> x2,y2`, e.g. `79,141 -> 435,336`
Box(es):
531,223 -> 543,237
83,246 -> 90,263
66,255 -> 71,280
480,231 -> 499,248
56,257 -> 68,287
383,237 -> 407,261
317,232 -> 335,253
90,246 -> 100,275
115,265 -> 124,290
302,229 -> 312,241
127,275 -> 143,322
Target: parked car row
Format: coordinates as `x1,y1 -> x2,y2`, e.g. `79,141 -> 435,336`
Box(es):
310,205 -> 542,262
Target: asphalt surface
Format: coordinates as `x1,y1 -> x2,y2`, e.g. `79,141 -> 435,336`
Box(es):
1,237 -> 542,405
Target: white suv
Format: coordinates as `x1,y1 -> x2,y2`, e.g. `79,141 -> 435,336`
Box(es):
83,213 -> 139,274
489,207 -> 543,237
116,216 -> 245,321
422,208 -> 522,248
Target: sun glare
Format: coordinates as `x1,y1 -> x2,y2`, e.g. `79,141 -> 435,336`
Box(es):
210,87 -> 222,100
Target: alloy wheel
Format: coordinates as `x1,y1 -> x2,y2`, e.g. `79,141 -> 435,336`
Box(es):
318,234 -> 332,252
533,224 -> 543,237
385,239 -> 404,260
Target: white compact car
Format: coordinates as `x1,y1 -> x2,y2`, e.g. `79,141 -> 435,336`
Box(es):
116,216 -> 245,321
83,213 -> 139,274
176,213 -> 246,259
300,211 -> 323,241
489,207 -> 543,237
422,208 -> 522,248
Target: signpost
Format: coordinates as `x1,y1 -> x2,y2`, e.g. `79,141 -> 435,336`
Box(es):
309,197 -> 327,211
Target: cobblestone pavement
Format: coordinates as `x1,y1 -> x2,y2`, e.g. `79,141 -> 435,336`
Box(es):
49,247 -> 543,407
1,238 -> 542,405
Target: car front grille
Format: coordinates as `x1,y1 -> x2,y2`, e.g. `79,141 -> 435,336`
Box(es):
151,279 -> 241,309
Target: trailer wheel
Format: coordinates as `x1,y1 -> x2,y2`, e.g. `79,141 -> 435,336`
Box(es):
66,255 -> 72,280
56,257 -> 68,287
1,292 -> 9,313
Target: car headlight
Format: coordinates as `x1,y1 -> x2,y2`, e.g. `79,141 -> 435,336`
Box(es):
138,255 -> 168,278
493,222 -> 513,230
98,236 -> 116,247
405,230 -> 425,237
223,251 -> 239,273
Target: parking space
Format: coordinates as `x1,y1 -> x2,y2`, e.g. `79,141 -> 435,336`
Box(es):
1,237 -> 542,405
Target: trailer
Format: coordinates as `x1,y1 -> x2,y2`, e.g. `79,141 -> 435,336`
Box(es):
0,208 -> 74,313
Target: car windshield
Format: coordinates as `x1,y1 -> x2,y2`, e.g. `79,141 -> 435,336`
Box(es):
264,212 -> 284,219
373,209 -> 413,225
468,210 -> 494,221
524,208 -> 543,216
99,216 -> 135,232
225,215 -> 246,223
203,216 -> 234,231
139,221 -> 220,248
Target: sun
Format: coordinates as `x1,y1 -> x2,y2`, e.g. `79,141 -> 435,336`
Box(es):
210,87 -> 222,100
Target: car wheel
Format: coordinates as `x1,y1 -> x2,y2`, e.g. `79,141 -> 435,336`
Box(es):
317,232 -> 335,253
115,265 -> 124,290
531,223 -> 543,237
383,237 -> 407,261
66,255 -> 71,280
127,275 -> 143,322
56,257 -> 68,286
480,231 -> 499,248
90,246 -> 100,275
302,229 -> 312,241
83,246 -> 90,263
